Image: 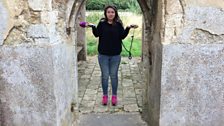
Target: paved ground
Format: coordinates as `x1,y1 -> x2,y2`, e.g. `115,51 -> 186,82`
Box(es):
77,56 -> 147,126
78,113 -> 147,126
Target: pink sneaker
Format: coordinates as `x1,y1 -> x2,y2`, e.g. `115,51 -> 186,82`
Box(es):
102,95 -> 108,105
111,95 -> 117,106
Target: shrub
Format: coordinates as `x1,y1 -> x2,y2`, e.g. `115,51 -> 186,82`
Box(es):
86,0 -> 141,13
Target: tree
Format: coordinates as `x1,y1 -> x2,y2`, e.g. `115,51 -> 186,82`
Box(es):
86,0 -> 141,13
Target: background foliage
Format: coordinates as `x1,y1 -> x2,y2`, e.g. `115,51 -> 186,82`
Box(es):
86,12 -> 142,57
85,0 -> 142,57
86,0 -> 141,13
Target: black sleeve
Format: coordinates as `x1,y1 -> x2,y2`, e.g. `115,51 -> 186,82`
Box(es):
91,22 -> 102,37
119,24 -> 130,39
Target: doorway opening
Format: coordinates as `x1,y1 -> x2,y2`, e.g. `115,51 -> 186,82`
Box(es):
66,0 -> 161,125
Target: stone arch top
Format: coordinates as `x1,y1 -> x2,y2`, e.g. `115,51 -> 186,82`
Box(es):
66,0 -> 86,29
66,0 -> 153,28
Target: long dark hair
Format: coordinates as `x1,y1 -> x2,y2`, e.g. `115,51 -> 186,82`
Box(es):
103,5 -> 123,26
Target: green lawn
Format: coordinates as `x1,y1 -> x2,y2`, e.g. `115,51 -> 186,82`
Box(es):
86,11 -> 142,57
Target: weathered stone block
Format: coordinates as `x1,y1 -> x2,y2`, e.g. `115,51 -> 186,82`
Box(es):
41,11 -> 58,24
0,1 -> 10,45
51,44 -> 78,125
34,38 -> 49,44
0,45 -> 56,125
184,7 -> 224,35
27,24 -> 49,38
0,0 -> 26,45
0,44 -> 77,125
166,0 -> 183,15
180,7 -> 224,43
28,0 -> 52,11
160,44 -> 224,126
41,11 -> 62,44
186,0 -> 224,8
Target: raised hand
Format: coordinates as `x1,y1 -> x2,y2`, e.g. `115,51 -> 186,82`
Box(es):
129,24 -> 138,29
79,22 -> 95,28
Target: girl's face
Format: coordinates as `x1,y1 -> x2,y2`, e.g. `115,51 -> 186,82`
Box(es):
106,8 -> 116,21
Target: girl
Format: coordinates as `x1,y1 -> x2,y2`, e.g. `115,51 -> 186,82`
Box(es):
87,5 -> 137,106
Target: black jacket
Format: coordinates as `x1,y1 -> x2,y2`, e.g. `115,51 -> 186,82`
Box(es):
91,20 -> 130,56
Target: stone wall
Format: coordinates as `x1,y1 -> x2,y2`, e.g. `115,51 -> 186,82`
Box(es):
159,0 -> 224,126
76,3 -> 87,61
1,0 -> 223,125
0,0 -> 78,125
141,0 -> 224,126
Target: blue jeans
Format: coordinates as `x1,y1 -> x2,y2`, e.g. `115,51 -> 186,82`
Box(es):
98,54 -> 121,96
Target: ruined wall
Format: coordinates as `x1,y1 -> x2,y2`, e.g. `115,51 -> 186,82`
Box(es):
159,0 -> 224,125
0,0 -> 78,125
142,0 -> 163,125
142,0 -> 224,125
138,0 -> 167,126
76,4 -> 86,61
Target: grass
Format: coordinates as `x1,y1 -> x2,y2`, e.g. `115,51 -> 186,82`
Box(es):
121,38 -> 142,57
86,11 -> 142,57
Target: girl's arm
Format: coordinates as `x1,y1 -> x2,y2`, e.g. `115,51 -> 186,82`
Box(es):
120,25 -> 131,39
91,22 -> 102,37
120,24 -> 138,39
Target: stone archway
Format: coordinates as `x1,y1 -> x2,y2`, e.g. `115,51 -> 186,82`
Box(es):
68,0 -> 224,126
66,0 -> 162,125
